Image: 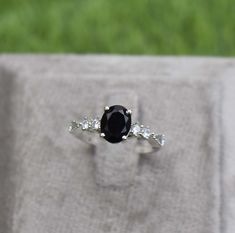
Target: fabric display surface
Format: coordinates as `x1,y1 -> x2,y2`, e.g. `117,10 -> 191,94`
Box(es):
0,55 -> 235,233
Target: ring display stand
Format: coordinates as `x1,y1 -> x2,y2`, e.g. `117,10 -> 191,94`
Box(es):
0,55 -> 233,233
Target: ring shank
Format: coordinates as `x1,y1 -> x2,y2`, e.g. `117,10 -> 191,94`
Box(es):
69,120 -> 165,154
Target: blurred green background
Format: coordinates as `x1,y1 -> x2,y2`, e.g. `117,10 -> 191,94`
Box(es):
0,0 -> 234,55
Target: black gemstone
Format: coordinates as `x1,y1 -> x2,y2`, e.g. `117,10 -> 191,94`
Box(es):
101,105 -> 131,143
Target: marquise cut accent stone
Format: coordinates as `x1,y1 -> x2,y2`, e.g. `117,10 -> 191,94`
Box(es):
101,105 -> 131,143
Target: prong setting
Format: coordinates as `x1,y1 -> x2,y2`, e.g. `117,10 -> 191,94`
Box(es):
122,135 -> 127,140
104,106 -> 110,111
100,133 -> 105,137
126,109 -> 132,115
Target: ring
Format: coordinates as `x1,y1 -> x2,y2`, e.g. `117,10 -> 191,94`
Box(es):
68,105 -> 165,152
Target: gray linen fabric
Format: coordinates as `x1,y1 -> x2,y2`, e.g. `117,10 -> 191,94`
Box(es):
221,76 -> 235,233
0,55 -> 234,233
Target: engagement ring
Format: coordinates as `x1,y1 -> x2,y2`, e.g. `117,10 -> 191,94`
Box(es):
69,105 -> 165,151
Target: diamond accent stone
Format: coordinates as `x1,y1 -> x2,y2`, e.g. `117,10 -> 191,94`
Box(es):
80,119 -> 89,130
68,121 -> 79,132
154,134 -> 166,146
91,118 -> 100,130
140,127 -> 151,139
131,123 -> 141,136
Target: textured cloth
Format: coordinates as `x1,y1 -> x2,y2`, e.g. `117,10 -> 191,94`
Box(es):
0,55 -> 234,233
221,76 -> 235,233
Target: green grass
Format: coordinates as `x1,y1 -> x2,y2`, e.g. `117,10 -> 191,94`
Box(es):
0,0 -> 234,55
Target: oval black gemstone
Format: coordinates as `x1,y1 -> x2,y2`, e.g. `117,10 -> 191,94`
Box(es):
101,105 -> 131,143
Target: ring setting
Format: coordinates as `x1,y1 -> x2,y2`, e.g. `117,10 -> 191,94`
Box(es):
69,105 -> 165,150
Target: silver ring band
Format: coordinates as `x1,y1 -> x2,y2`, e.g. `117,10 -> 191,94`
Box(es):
68,105 -> 165,153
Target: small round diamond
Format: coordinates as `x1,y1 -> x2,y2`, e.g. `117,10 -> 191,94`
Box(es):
80,119 -> 89,130
131,123 -> 141,136
140,127 -> 151,139
68,121 -> 79,132
91,118 -> 100,130
154,134 -> 166,146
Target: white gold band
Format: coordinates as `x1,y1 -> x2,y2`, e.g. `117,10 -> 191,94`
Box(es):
68,117 -> 165,152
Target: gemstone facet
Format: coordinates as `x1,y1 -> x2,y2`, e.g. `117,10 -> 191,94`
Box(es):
100,105 -> 131,143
